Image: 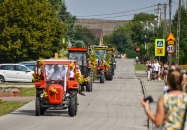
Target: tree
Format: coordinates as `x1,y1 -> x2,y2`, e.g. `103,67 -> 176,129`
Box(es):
103,13 -> 157,60
172,6 -> 187,64
0,0 -> 65,63
47,0 -> 76,45
73,25 -> 99,47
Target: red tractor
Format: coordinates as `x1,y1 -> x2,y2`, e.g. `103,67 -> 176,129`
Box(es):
68,48 -> 93,92
33,59 -> 79,117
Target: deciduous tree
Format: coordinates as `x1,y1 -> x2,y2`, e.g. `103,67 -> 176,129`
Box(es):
0,0 -> 65,62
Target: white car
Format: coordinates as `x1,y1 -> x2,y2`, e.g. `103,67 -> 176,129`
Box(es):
0,64 -> 34,82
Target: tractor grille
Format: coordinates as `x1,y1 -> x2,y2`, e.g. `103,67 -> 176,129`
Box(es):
49,88 -> 61,100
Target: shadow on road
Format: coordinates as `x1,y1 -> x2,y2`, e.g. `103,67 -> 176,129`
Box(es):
10,109 -> 70,117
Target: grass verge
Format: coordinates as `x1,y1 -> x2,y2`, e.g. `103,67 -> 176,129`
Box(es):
0,87 -> 36,116
135,64 -> 146,71
0,101 -> 27,116
19,87 -> 36,96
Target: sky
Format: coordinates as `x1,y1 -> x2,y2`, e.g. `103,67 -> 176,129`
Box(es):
65,0 -> 181,20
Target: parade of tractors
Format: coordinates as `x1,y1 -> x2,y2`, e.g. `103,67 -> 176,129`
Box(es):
32,45 -> 116,117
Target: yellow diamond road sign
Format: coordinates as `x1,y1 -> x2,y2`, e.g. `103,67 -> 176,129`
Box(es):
155,39 -> 165,56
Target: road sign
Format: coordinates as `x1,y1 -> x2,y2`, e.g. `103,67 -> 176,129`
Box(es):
136,47 -> 140,52
155,39 -> 165,56
168,40 -> 174,45
166,32 -> 176,41
167,44 -> 175,54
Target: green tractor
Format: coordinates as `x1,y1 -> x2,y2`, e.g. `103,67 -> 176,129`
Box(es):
89,45 -> 116,81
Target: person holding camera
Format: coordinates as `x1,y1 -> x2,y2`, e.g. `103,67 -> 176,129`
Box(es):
141,70 -> 187,129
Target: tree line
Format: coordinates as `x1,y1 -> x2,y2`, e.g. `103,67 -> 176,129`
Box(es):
103,6 -> 187,64
0,0 -> 98,63
1,0 -> 186,64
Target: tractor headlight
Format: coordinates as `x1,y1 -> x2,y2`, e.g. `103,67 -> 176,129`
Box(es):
73,84 -> 78,87
35,84 -> 40,88
40,94 -> 44,98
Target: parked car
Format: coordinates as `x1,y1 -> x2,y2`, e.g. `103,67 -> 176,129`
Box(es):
18,61 -> 36,71
0,64 -> 34,82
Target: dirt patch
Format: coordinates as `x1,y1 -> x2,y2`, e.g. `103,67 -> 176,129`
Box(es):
0,88 -> 20,97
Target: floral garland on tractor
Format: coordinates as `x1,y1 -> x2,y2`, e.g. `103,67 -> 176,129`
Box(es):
32,58 -> 44,82
103,54 -> 111,72
87,49 -> 97,82
71,61 -> 89,95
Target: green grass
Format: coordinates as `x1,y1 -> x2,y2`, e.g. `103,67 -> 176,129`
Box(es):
0,87 -> 36,116
135,64 -> 146,70
0,101 -> 27,116
19,87 -> 36,97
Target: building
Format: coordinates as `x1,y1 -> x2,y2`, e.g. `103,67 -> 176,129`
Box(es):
75,18 -> 130,45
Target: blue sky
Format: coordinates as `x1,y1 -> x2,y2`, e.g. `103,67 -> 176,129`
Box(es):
65,0 -> 180,20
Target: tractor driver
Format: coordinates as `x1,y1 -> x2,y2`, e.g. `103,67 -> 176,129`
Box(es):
50,64 -> 62,80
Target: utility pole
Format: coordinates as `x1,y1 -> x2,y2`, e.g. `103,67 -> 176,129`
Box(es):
163,3 -> 167,39
169,0 -> 172,32
157,3 -> 161,27
168,0 -> 172,66
176,0 -> 182,65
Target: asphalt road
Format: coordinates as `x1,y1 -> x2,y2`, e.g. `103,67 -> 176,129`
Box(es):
0,59 -> 147,130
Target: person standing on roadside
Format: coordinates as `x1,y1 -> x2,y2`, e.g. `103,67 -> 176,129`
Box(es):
136,56 -> 139,65
141,70 -> 187,129
146,60 -> 152,81
157,61 -> 163,81
153,59 -> 159,81
162,62 -> 169,82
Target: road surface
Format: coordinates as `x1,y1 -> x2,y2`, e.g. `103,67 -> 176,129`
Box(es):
0,59 -> 147,130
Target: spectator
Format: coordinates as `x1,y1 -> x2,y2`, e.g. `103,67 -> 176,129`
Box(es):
180,70 -> 187,92
162,62 -> 169,82
153,59 -> 159,81
146,60 -> 152,81
141,70 -> 187,129
163,82 -> 169,94
170,63 -> 176,71
157,61 -> 163,81
136,56 -> 139,65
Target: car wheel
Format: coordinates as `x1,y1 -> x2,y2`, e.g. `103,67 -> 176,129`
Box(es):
0,76 -> 5,82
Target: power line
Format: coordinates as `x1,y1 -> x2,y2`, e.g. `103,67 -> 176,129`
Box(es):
99,9 -> 156,19
77,5 -> 157,17
76,9 -> 156,20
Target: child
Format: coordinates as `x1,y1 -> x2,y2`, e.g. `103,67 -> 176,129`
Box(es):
163,82 -> 169,94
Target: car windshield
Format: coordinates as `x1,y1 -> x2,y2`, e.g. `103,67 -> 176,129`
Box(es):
44,64 -> 68,81
68,52 -> 86,65
94,50 -> 106,59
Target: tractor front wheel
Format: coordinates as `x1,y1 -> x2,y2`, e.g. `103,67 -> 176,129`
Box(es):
36,98 -> 41,116
68,92 -> 78,117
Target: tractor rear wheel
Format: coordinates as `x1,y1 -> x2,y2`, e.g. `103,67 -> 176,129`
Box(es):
100,73 -> 105,83
105,67 -> 113,81
86,79 -> 92,92
68,92 -> 77,117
